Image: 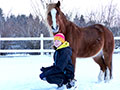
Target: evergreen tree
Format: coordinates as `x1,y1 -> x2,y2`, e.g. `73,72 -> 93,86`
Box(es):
0,8 -> 5,36
79,15 -> 86,27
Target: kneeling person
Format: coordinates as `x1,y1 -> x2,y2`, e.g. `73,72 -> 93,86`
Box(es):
39,33 -> 74,88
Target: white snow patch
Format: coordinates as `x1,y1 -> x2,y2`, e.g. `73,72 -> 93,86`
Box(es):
0,54 -> 120,90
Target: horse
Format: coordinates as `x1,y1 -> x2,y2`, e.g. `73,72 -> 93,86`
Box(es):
46,1 -> 114,82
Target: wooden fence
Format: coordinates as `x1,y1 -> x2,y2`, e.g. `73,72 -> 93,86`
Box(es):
0,34 -> 120,55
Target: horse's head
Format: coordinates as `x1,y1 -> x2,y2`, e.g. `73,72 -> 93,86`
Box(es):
46,1 -> 65,35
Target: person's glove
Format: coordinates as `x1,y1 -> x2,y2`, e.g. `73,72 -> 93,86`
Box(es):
40,67 -> 45,72
40,73 -> 45,80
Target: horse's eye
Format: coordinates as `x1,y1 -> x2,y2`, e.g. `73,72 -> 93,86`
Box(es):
48,12 -> 51,16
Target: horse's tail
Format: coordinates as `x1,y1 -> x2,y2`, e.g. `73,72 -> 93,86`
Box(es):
94,24 -> 105,33
102,25 -> 115,53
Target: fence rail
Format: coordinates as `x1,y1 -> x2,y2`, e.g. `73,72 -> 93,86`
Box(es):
0,34 -> 120,55
0,34 -> 54,55
114,37 -> 120,40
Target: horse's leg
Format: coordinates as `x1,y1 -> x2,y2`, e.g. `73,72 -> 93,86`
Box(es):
103,51 -> 113,82
93,55 -> 107,82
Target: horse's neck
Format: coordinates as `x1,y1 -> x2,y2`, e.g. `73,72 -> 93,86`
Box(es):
66,21 -> 82,32
61,13 -> 82,34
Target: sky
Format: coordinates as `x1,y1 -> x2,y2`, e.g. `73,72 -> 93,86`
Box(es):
0,0 -> 120,17
0,0 -> 31,16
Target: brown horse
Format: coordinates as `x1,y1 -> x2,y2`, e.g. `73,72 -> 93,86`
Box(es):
46,1 -> 114,82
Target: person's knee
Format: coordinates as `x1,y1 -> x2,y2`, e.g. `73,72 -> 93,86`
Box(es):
66,73 -> 74,80
46,76 -> 52,83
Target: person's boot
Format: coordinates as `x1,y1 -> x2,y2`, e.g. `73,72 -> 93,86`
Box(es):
57,79 -> 64,89
66,79 -> 77,89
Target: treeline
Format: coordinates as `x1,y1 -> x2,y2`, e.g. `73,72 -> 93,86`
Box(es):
0,8 -> 51,55
0,8 -> 119,55
73,14 -> 120,36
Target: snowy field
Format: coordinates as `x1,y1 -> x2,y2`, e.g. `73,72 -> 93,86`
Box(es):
0,54 -> 120,90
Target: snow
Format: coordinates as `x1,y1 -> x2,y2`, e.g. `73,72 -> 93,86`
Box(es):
0,54 -> 120,90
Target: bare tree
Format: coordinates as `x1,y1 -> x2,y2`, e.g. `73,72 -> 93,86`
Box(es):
30,0 -> 63,23
30,0 -> 63,36
86,0 -> 118,28
104,0 -> 117,27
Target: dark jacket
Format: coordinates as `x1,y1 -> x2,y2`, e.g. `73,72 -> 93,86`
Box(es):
43,42 -> 74,78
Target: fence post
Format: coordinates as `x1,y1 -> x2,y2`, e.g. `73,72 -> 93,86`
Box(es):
0,34 -> 2,50
41,34 -> 44,55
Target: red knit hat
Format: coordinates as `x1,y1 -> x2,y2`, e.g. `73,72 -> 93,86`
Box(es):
54,33 -> 65,43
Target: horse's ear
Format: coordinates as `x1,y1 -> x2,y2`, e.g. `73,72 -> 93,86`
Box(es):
56,1 -> 60,7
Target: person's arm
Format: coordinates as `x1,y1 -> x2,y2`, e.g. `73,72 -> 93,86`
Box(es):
40,65 -> 54,72
43,50 -> 70,76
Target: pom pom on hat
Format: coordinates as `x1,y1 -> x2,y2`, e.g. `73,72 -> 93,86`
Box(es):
54,33 -> 65,43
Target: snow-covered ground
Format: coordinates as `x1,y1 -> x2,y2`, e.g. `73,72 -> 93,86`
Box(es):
0,54 -> 120,90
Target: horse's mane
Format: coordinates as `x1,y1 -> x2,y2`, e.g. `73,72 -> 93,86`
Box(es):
46,3 -> 67,21
46,3 -> 56,15
45,3 -> 57,36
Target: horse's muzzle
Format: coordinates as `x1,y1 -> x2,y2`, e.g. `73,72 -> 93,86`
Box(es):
52,25 -> 59,33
